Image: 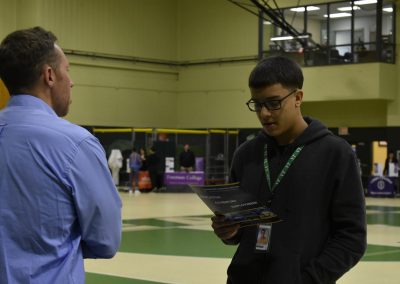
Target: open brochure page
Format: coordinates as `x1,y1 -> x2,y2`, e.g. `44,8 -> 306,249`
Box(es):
189,182 -> 281,227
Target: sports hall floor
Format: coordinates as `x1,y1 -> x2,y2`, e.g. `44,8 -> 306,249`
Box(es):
85,192 -> 400,284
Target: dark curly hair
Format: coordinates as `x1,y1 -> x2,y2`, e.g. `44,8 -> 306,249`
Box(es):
0,26 -> 58,94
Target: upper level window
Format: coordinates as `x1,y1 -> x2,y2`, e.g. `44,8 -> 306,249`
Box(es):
261,0 -> 395,66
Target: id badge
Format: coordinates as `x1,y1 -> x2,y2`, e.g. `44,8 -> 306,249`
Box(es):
255,224 -> 272,252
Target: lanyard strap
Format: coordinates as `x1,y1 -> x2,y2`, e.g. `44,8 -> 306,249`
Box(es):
263,144 -> 304,193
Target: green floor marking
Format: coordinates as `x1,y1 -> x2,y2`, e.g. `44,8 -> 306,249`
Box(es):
366,205 -> 400,226
123,215 -> 212,227
119,228 -> 236,258
86,273 -> 164,284
367,212 -> 400,226
123,218 -> 187,228
363,244 -> 400,261
87,207 -> 400,282
366,205 -> 400,212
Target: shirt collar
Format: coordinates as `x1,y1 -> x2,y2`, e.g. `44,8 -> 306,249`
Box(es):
7,94 -> 57,117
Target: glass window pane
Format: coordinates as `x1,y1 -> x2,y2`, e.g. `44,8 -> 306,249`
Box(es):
329,1 -> 353,57
306,4 -> 328,46
352,0 -> 377,62
262,0 -> 395,65
283,6 -> 306,34
381,1 -> 395,62
266,7 -> 305,64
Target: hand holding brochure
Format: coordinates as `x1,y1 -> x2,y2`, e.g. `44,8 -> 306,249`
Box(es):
189,182 -> 281,227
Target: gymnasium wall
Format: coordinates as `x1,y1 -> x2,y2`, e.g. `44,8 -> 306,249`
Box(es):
175,0 -> 398,128
0,0 -> 180,126
0,0 -> 399,128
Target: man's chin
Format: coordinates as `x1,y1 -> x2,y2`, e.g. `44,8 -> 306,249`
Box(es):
55,107 -> 69,117
263,126 -> 277,136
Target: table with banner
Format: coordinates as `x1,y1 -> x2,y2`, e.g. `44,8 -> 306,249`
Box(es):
367,176 -> 397,197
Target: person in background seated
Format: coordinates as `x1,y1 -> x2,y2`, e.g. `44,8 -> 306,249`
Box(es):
0,27 -> 121,283
179,144 -> 195,172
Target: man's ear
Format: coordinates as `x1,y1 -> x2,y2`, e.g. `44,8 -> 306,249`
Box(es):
295,90 -> 304,107
43,65 -> 55,88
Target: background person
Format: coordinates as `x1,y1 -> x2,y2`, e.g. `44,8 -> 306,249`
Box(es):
108,149 -> 123,186
383,149 -> 399,194
179,143 -> 195,172
139,147 -> 148,171
383,150 -> 398,176
147,146 -> 161,191
211,56 -> 366,284
129,146 -> 142,194
0,27 -> 122,283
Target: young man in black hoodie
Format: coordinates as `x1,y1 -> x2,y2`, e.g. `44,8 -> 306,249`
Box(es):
211,56 -> 366,284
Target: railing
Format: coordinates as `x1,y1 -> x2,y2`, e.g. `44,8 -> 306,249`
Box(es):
266,41 -> 395,67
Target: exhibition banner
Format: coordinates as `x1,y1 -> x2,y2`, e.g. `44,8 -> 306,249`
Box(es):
164,172 -> 205,186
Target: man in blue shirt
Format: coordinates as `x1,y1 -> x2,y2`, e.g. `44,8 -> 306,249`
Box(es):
0,27 -> 122,283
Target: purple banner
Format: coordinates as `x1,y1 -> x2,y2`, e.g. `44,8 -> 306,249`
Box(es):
164,172 -> 205,186
367,176 -> 396,197
195,157 -> 204,172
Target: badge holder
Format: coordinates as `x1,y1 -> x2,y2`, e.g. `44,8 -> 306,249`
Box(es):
255,224 -> 272,252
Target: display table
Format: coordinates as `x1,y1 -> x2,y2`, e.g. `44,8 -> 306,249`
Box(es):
367,176 -> 396,197
163,172 -> 205,193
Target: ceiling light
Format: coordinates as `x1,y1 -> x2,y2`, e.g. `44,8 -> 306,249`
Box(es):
290,6 -> 320,12
324,13 -> 352,18
354,0 -> 377,5
270,35 -> 310,41
383,7 -> 393,13
271,36 -> 294,41
337,6 -> 361,11
263,20 -> 272,25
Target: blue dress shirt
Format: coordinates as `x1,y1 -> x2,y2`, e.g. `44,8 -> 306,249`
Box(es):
0,95 -> 122,284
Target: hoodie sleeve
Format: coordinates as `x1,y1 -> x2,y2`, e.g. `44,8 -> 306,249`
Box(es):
303,148 -> 367,283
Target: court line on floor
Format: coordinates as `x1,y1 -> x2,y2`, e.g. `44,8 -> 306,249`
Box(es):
364,249 -> 400,257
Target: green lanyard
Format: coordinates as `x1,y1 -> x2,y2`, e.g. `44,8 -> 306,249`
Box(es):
263,144 -> 304,193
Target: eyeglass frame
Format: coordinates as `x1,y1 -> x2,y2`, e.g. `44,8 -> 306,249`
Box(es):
246,89 -> 298,112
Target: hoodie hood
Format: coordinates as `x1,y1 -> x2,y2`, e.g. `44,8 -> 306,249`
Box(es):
258,117 -> 332,148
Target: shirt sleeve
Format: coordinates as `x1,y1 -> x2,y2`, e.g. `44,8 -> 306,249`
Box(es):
66,136 -> 122,259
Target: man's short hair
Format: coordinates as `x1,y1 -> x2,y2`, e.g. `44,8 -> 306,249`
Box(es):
0,26 -> 59,94
248,56 -> 304,90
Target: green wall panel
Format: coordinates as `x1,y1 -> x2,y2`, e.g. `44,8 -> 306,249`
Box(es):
177,0 -> 258,61
1,0 -> 400,128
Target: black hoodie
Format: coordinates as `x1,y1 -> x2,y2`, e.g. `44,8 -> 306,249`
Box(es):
226,117 -> 366,284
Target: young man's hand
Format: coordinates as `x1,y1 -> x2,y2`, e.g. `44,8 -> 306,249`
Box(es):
211,215 -> 240,241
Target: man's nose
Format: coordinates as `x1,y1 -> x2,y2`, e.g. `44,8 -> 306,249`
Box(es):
259,105 -> 272,116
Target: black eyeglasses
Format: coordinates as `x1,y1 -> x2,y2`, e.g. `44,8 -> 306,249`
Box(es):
246,89 -> 297,112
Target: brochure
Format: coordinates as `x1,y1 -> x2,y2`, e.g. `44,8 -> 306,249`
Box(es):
189,182 -> 281,227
